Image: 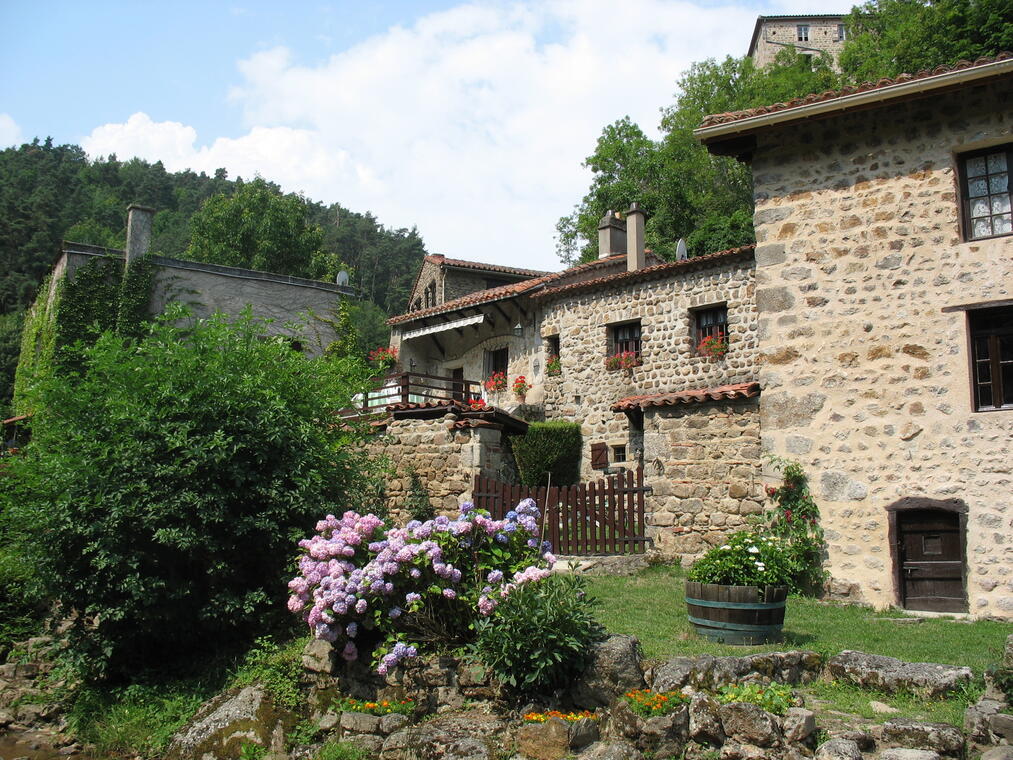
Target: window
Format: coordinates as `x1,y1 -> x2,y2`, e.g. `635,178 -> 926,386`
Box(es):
484,347 -> 509,377
796,24 -> 809,42
423,281 -> 437,308
546,335 -> 560,357
609,321 -> 641,358
612,444 -> 627,463
694,305 -> 728,350
960,145 -> 1012,240
837,23 -> 846,41
969,306 -> 1013,411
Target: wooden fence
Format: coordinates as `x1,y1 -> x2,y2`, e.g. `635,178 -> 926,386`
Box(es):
472,467 -> 651,556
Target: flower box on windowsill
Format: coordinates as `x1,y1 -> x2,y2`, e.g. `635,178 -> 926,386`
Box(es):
604,352 -> 641,372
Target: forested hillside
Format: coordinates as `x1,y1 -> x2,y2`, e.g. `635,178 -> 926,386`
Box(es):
0,141 -> 428,412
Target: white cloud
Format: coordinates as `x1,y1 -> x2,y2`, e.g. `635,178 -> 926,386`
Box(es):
80,0 -> 776,271
0,114 -> 23,148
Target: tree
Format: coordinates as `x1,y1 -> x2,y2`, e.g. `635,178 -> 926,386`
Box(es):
186,177 -> 326,277
4,307 -> 376,676
839,0 -> 1013,82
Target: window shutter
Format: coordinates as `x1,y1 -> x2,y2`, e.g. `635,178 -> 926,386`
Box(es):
590,442 -> 608,470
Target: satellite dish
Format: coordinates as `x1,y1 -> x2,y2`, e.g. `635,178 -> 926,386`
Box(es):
336,270 -> 350,286
676,239 -> 688,261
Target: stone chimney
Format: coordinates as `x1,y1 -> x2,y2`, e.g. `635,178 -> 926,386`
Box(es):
626,202 -> 646,272
597,210 -> 626,259
125,204 -> 155,265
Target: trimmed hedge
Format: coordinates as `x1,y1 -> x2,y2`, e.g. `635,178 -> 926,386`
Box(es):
512,421 -> 582,486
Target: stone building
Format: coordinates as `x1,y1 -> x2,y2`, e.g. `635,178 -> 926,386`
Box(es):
47,205 -> 355,354
747,14 -> 847,70
695,54 -> 1013,617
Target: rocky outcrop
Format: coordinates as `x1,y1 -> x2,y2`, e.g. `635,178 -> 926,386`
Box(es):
877,718 -> 964,757
827,651 -> 972,698
568,635 -> 646,708
381,711 -> 512,760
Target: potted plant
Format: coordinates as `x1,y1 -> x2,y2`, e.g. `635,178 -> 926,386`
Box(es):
604,351 -> 640,372
545,354 -> 562,377
512,375 -> 531,402
697,332 -> 728,359
484,371 -> 507,394
684,531 -> 791,645
368,345 -> 399,373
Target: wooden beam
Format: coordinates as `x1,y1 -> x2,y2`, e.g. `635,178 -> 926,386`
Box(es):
430,333 -> 445,357
493,302 -> 512,327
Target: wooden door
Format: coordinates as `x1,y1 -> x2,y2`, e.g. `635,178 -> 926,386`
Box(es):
897,509 -> 966,612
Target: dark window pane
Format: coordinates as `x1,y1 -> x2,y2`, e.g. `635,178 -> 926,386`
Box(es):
1003,368 -> 1013,407
974,336 -> 991,360
966,156 -> 987,177
977,383 -> 994,409
987,152 -> 1008,173
977,361 -> 991,383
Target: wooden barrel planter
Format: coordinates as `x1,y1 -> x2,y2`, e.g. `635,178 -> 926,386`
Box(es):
685,581 -> 787,645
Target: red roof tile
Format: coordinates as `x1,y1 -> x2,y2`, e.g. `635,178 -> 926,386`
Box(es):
698,53 -> 1013,130
611,381 -> 761,412
532,245 -> 755,301
388,254 -> 630,325
430,254 -> 550,278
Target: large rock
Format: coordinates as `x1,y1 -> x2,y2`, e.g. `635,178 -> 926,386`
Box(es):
381,711 -> 510,760
640,708 -> 689,758
981,748 -> 1013,760
516,718 -> 569,760
569,635 -> 646,708
688,693 -> 725,746
879,719 -> 964,757
166,686 -> 293,760
815,738 -> 863,760
302,639 -> 335,674
650,651 -> 822,692
879,750 -> 940,760
579,740 -> 644,760
964,697 -> 1004,742
989,712 -> 1013,742
783,707 -> 816,746
827,651 -> 971,698
718,702 -> 781,748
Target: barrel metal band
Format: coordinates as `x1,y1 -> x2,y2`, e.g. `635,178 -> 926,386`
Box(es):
687,615 -> 784,633
685,597 -> 785,610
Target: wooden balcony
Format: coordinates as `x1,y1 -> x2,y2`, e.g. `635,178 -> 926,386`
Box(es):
341,371 -> 483,419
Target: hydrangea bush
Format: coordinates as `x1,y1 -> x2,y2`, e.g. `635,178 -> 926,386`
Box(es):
288,499 -> 556,674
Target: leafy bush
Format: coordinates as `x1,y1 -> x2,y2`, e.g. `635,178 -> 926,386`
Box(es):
686,531 -> 794,589
622,689 -> 689,717
716,682 -> 797,715
232,637 -> 306,710
315,741 -> 368,760
764,457 -> 827,594
289,499 -> 556,674
404,467 -> 434,523
335,696 -> 414,715
0,534 -> 44,659
511,421 -> 582,486
472,573 -> 605,693
523,710 -> 597,723
4,307 -> 376,676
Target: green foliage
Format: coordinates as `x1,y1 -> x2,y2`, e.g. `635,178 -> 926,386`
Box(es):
232,636 -> 307,710
326,298 -> 361,358
988,665 -> 1013,702
0,311 -> 23,413
764,458 -> 827,594
686,531 -> 795,590
405,467 -> 435,522
0,539 -> 44,660
686,207 -> 755,257
116,255 -> 157,339
4,307 -> 376,676
511,421 -> 582,486
335,696 -> 415,715
839,0 -> 1013,83
286,719 -> 323,748
716,682 -> 797,715
13,275 -> 59,415
315,740 -> 369,760
622,689 -> 690,717
472,574 -> 605,694
186,177 -> 326,278
239,740 -> 267,760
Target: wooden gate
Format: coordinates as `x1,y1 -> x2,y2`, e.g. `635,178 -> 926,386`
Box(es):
471,467 -> 651,555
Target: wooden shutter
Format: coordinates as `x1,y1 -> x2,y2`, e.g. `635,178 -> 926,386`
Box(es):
590,442 -> 608,470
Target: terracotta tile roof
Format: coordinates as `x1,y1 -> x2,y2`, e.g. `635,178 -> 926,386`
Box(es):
429,254 -> 550,278
699,53 -> 1013,130
389,254 -> 629,325
531,245 -> 755,301
611,381 -> 761,412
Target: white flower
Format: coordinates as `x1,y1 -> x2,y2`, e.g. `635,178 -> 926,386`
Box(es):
720,545 -> 730,550
755,562 -> 766,570
747,546 -> 759,554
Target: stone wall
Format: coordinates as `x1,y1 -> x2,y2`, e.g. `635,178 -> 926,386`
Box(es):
443,269 -> 493,303
367,415 -> 515,521
643,398 -> 764,563
750,79 -> 1013,617
406,258 -> 442,311
538,255 -> 759,480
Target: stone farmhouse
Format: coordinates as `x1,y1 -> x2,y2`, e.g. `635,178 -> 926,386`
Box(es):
747,13 -> 848,70
383,54 -> 1013,620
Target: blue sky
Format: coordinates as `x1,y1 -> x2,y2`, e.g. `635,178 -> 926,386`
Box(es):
1,0 -> 845,270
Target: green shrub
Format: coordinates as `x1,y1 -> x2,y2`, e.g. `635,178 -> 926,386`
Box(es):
404,467 -> 434,522
511,421 -> 582,486
3,306 -> 376,677
232,637 -> 306,710
716,682 -> 797,715
472,573 -> 605,693
315,741 -> 368,760
687,531 -> 794,589
622,689 -> 689,717
764,457 -> 827,594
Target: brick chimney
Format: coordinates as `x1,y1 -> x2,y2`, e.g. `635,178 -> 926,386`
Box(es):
125,204 -> 155,265
626,202 -> 646,272
597,210 -> 626,259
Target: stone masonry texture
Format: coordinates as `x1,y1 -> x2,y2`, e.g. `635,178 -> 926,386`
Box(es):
749,78 -> 1013,617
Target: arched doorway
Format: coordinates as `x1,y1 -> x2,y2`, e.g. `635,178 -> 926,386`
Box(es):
887,498 -> 968,613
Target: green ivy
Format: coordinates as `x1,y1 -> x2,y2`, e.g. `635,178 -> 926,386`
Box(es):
13,255 -> 157,413
511,421 -> 583,486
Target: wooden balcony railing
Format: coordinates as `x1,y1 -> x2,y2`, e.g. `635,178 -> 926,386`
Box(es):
341,371 -> 483,419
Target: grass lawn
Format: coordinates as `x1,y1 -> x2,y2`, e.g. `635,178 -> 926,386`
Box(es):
585,563 -> 1011,727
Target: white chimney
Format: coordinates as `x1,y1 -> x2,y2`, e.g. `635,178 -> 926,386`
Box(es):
626,202 -> 646,272
597,210 -> 626,259
125,204 -> 155,265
